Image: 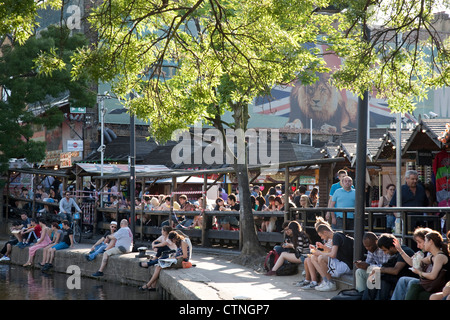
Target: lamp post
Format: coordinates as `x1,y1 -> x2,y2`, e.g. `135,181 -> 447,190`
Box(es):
97,94 -> 109,207
129,93 -> 136,245
353,25 -> 371,262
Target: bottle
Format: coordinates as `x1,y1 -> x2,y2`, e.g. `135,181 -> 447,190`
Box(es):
395,217 -> 401,234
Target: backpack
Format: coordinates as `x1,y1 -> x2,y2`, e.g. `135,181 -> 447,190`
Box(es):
276,261 -> 299,276
264,250 -> 279,271
330,289 -> 363,300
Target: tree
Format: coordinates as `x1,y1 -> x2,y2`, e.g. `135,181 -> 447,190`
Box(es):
72,0 -> 338,257
0,0 -> 61,44
325,0 -> 449,112
0,25 -> 96,175
70,0 -> 449,258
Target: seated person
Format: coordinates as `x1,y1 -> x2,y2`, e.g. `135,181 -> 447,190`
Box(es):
363,233 -> 416,300
41,220 -> 74,271
85,221 -> 117,261
309,223 -> 354,292
265,221 -> 310,276
354,232 -> 391,292
139,226 -> 177,267
92,219 -> 133,277
139,231 -> 191,291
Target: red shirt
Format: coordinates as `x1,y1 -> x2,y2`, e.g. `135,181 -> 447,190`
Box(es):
32,224 -> 42,238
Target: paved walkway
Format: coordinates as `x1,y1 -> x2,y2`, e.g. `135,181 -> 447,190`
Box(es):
0,235 -> 350,300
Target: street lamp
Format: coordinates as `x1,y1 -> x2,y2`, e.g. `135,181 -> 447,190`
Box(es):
97,93 -> 113,206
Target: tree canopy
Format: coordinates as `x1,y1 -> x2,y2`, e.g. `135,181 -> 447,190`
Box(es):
0,0 -> 62,44
0,25 -> 96,174
67,0 -> 450,255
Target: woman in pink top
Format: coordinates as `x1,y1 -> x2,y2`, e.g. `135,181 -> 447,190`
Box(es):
23,218 -> 52,267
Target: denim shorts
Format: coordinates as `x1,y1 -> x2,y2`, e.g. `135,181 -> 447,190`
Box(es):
52,242 -> 69,250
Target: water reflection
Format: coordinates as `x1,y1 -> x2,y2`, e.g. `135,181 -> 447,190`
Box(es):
0,265 -> 159,300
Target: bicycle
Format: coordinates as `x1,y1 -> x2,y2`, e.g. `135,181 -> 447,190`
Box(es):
71,211 -> 82,244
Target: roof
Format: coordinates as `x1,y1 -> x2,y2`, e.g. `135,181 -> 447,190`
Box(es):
401,118 -> 448,155
84,136 -> 160,163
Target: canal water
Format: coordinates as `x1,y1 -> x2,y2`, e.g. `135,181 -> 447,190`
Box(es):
0,264 -> 159,300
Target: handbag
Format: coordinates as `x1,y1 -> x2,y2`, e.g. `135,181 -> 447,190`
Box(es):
420,268 -> 447,293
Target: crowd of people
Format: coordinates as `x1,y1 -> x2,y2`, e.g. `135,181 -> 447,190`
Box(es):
262,212 -> 450,299
2,167 -> 449,300
0,211 -> 190,294
96,181 -> 322,233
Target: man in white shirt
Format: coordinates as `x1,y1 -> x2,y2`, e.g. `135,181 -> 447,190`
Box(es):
92,219 -> 133,277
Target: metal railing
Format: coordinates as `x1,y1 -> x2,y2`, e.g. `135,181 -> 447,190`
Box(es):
5,195 -> 448,248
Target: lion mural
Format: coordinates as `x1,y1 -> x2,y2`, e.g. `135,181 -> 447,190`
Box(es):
285,73 -> 358,133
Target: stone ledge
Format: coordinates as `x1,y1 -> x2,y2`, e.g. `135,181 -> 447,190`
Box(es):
4,242 -> 200,300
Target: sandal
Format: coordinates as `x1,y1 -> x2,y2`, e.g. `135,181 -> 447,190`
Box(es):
23,263 -> 32,267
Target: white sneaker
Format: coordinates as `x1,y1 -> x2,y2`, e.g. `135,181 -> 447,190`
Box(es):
301,282 -> 318,290
315,281 -> 326,290
0,256 -> 10,261
315,281 -> 337,292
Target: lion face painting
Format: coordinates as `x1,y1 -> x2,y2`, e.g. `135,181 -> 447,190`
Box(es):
286,73 -> 357,133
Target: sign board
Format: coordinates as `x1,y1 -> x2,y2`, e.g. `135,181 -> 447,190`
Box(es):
416,150 -> 433,166
42,150 -> 62,167
70,107 -> 86,113
60,152 -> 72,168
67,140 -> 83,152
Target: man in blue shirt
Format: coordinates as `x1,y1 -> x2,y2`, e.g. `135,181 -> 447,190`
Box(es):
330,175 -> 355,230
59,192 -> 82,223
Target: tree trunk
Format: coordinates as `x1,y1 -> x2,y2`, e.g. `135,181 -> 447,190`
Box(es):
234,163 -> 265,256
231,102 -> 265,257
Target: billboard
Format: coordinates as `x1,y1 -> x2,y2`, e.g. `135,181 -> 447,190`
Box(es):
252,44 -> 422,133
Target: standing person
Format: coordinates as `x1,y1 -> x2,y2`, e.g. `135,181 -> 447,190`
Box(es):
329,176 -> 356,230
92,219 -> 133,277
299,195 -> 314,208
310,223 -> 354,292
265,221 -> 310,276
293,185 -> 307,207
389,170 -> 429,208
59,192 -> 82,223
379,184 -> 396,231
41,220 -> 74,271
354,232 -> 391,292
309,187 -> 319,207
328,169 -> 350,207
23,218 -> 52,267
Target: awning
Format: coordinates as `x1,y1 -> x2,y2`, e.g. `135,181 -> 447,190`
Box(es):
76,163 -> 170,175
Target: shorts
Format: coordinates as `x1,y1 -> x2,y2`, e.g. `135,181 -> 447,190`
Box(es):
52,242 -> 69,250
105,247 -> 126,256
327,258 -> 351,278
